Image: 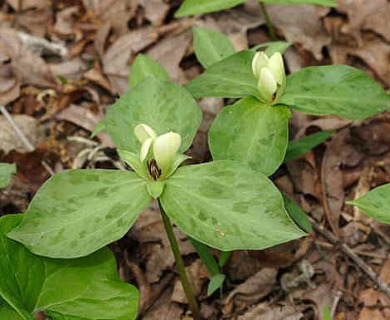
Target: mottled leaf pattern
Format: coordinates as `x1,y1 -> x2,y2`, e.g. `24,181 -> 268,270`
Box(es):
193,27 -> 236,68
175,0 -> 245,16
1,215 -> 139,320
184,50 -> 258,99
348,184 -> 390,224
105,78 -> 202,153
280,65 -> 390,119
129,54 -> 169,87
8,169 -> 151,258
209,97 -> 290,176
160,161 -> 305,251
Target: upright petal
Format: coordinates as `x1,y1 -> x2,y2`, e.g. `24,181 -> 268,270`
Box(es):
140,137 -> 153,162
268,52 -> 285,85
252,52 -> 269,79
258,68 -> 277,103
134,124 -> 157,144
153,132 -> 181,174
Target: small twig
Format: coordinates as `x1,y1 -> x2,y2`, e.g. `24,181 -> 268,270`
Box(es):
0,105 -> 55,176
259,2 -> 277,41
310,218 -> 390,298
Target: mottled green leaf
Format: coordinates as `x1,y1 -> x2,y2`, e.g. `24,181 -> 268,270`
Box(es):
261,0 -> 336,6
209,97 -> 290,176
160,161 -> 305,251
283,195 -> 312,232
348,184 -> 390,224
105,78 -> 202,153
193,27 -> 236,68
0,163 -> 16,188
280,65 -> 390,119
207,274 -> 225,296
1,214 -> 139,320
129,54 -> 169,87
284,130 -> 333,162
175,0 -> 245,16
251,41 -> 291,56
184,50 -> 258,99
8,169 -> 151,258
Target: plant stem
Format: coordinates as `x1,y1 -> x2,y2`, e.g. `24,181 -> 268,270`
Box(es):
259,2 -> 277,41
158,200 -> 201,320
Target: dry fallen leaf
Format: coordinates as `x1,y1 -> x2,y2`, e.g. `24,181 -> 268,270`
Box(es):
358,257 -> 390,320
238,302 -> 303,320
137,0 -> 169,26
143,289 -> 183,320
0,65 -> 20,105
337,0 -> 390,43
129,205 -> 195,283
82,0 -> 133,36
172,259 -> 208,304
147,32 -> 192,84
268,4 -> 331,60
222,268 -> 278,314
0,115 -> 43,154
0,28 -> 57,88
103,27 -> 158,93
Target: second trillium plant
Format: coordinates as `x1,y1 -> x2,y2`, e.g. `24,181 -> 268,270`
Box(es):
7,58 -> 306,318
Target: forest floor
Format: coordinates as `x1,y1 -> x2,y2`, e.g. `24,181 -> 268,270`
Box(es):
0,0 -> 390,319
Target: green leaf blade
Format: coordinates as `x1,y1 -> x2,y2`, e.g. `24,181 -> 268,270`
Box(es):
105,78 -> 202,153
175,0 -> 245,17
261,0 -> 336,6
193,27 -> 236,68
348,183 -> 390,224
8,169 -> 151,258
0,214 -> 139,320
184,50 -> 258,99
129,54 -> 169,87
284,130 -> 333,162
209,97 -> 290,176
280,65 -> 390,120
160,161 -> 305,251
0,163 -> 16,188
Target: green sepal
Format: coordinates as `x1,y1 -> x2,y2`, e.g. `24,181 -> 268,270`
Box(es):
147,180 -> 165,199
118,149 -> 149,180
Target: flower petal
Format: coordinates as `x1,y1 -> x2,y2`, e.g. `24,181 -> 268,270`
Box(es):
258,68 -> 277,102
140,137 -> 153,162
153,132 -> 181,174
134,124 -> 157,144
252,52 -> 269,79
268,52 -> 285,85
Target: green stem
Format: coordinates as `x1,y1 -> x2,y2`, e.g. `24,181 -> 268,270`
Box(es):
158,200 -> 201,320
259,2 -> 277,41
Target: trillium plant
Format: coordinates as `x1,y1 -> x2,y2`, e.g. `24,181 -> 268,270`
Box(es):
2,26 -> 390,320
